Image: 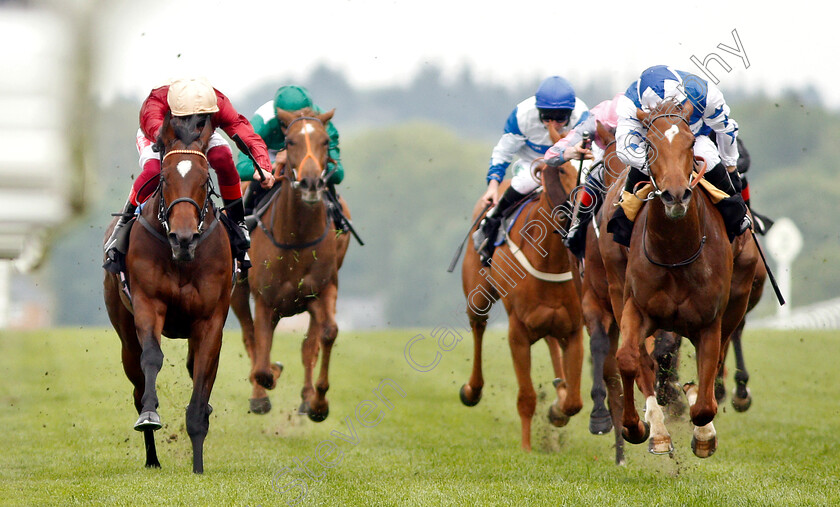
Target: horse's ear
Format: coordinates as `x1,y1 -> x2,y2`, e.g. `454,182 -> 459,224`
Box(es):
595,119 -> 614,145
636,108 -> 650,126
318,108 -> 335,125
276,108 -> 297,132
198,113 -> 213,147
681,100 -> 694,119
155,112 -> 173,152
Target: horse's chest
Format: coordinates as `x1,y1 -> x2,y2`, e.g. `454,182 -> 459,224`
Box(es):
252,261 -> 331,311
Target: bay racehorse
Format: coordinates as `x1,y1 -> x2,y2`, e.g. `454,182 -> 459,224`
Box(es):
103,112 -> 232,473
460,162 -> 584,452
230,108 -> 350,421
600,100 -> 758,458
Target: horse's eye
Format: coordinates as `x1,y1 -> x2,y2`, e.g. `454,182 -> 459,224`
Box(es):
286,140 -> 296,147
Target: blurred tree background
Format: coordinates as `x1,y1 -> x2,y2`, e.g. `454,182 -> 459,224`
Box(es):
44,64 -> 839,327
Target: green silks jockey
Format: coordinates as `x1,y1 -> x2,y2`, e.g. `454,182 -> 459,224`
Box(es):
236,85 -> 344,189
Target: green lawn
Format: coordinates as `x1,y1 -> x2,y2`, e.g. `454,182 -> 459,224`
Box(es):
1,326 -> 839,506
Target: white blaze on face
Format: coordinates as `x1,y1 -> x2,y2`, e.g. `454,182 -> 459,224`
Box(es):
301,123 -> 316,135
177,160 -> 192,178
664,124 -> 679,144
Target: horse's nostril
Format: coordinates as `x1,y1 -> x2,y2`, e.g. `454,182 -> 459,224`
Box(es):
661,190 -> 674,204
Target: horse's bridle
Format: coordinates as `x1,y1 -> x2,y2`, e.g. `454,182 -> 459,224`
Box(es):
157,149 -> 213,235
641,113 -> 704,200
640,112 -> 707,267
283,116 -> 335,187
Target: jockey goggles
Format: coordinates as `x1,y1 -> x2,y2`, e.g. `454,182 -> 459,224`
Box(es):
538,108 -> 572,124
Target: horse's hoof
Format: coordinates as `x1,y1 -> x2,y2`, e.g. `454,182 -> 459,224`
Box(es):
732,389 -> 752,413
271,362 -> 284,380
648,435 -> 674,455
459,384 -> 482,407
134,411 -> 162,432
691,435 -> 718,458
249,397 -> 272,414
589,411 -> 613,435
622,420 -> 650,445
552,378 -> 566,389
548,403 -> 571,428
297,401 -> 309,415
308,406 -> 329,423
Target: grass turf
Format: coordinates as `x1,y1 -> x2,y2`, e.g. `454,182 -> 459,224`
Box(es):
1,326 -> 838,506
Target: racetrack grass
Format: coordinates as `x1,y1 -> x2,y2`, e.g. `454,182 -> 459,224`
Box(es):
1,326 -> 839,506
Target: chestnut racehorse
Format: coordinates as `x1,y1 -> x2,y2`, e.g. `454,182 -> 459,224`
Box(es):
231,108 -> 350,421
600,100 -> 758,458
460,163 -> 584,452
103,113 -> 232,474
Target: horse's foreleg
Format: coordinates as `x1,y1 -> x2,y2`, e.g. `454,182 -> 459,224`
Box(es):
603,323 -> 625,465
637,336 -> 671,454
729,319 -> 752,412
298,303 -> 322,418
133,299 -> 166,433
507,317 -> 536,452
686,323 -> 722,458
306,283 -> 338,423
586,309 -> 612,435
118,319 -> 161,468
557,327 -> 584,420
652,331 -> 685,416
231,277 -> 260,390
185,316 -> 224,474
251,297 -> 278,392
616,299 -> 652,446
460,316 -> 487,407
545,335 -> 570,427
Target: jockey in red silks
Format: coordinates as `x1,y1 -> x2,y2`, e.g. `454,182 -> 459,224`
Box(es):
104,77 -> 275,261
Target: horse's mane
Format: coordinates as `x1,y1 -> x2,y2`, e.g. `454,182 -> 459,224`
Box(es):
170,114 -> 210,146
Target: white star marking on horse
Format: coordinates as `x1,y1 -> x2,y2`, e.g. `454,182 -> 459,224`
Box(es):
664,124 -> 679,144
177,160 -> 192,178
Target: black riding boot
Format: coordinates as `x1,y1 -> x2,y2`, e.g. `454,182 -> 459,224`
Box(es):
472,186 -> 526,266
103,199 -> 137,273
705,163 -> 751,241
224,198 -> 251,251
104,199 -> 136,255
606,166 -> 648,247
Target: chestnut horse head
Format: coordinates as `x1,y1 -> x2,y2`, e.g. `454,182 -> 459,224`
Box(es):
636,100 -> 699,220
276,107 -> 335,204
155,113 -> 214,261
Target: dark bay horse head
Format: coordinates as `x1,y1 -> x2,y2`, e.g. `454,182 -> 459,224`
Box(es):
157,113 -> 214,261
276,107 -> 335,204
637,100 -> 699,220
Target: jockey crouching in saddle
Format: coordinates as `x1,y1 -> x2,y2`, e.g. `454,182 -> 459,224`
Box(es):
543,93 -> 624,260
607,65 -> 752,247
104,78 -> 275,272
473,76 -> 592,266
236,85 -> 347,231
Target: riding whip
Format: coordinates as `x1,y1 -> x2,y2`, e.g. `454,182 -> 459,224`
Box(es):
447,203 -> 492,273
